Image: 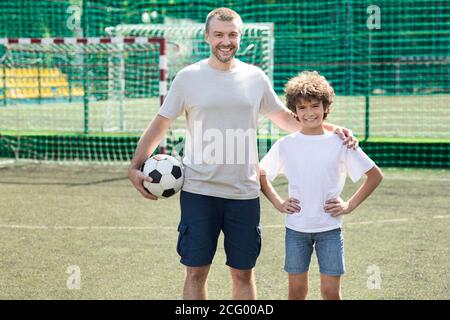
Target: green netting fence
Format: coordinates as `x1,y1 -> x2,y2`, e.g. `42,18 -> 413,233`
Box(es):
0,0 -> 448,167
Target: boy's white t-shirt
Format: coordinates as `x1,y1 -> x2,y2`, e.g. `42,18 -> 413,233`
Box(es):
260,131 -> 375,233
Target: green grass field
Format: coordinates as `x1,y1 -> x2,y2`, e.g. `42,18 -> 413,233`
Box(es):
0,162 -> 448,299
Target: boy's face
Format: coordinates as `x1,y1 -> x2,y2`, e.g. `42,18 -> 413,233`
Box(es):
205,17 -> 241,63
294,97 -> 329,134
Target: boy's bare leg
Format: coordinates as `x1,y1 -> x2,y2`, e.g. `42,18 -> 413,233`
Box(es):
288,272 -> 308,300
320,274 -> 342,300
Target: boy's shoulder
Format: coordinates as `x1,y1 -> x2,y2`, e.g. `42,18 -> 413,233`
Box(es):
278,131 -> 340,145
273,132 -> 344,157
271,132 -> 296,148
279,131 -> 299,145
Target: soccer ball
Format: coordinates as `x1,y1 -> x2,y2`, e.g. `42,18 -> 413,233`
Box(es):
141,154 -> 184,198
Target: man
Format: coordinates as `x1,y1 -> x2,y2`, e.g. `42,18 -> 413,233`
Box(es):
128,7 -> 357,300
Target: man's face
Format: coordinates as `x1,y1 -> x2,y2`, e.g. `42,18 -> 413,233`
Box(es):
205,17 -> 241,63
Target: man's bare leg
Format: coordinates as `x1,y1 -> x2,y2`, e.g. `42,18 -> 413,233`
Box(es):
183,265 -> 211,300
230,267 -> 256,300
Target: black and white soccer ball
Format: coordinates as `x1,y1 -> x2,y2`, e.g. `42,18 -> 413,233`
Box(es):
141,154 -> 184,198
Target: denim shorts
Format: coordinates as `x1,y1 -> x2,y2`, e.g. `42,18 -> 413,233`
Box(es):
176,191 -> 261,270
284,227 -> 345,276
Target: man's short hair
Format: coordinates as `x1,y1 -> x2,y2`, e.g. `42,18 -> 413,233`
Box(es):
205,7 -> 243,34
285,71 -> 335,119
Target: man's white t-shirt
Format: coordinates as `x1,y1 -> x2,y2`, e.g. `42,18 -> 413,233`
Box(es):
158,59 -> 285,200
260,131 -> 375,233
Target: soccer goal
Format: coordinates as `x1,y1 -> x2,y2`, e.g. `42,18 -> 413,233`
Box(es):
0,37 -> 167,134
0,23 -> 274,162
0,36 -> 169,161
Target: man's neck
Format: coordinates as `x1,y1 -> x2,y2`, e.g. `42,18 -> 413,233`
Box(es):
208,56 -> 237,71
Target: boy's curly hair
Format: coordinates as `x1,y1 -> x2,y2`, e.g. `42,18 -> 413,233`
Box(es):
284,71 -> 335,120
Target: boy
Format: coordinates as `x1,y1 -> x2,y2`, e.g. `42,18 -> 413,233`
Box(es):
259,71 -> 383,300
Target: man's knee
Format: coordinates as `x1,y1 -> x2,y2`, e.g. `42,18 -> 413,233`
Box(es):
185,266 -> 210,283
230,268 -> 254,285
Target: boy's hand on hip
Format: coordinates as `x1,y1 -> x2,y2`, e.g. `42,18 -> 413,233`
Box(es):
324,197 -> 350,217
277,197 -> 301,214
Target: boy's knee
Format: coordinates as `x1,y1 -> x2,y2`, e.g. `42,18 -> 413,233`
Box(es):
289,285 -> 308,300
321,286 -> 341,300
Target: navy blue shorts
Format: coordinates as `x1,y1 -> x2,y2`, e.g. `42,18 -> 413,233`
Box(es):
176,191 -> 261,270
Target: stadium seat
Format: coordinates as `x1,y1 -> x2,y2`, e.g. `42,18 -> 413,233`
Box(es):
1,67 -> 84,99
